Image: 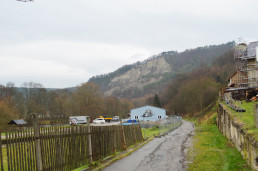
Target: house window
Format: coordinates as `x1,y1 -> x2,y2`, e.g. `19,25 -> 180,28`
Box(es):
135,116 -> 139,119
158,116 -> 161,119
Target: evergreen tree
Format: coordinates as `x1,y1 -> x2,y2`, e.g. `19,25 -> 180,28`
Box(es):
153,94 -> 161,107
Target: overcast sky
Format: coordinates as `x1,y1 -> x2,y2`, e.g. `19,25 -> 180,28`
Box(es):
0,0 -> 257,88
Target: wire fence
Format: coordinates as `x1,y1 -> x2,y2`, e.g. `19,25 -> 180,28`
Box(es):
141,116 -> 183,138
224,93 -> 246,117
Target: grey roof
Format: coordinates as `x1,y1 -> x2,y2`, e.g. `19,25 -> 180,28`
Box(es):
130,105 -> 166,111
8,119 -> 27,125
247,41 -> 258,57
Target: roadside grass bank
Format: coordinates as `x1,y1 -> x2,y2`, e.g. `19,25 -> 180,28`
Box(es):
222,101 -> 258,141
187,111 -> 253,171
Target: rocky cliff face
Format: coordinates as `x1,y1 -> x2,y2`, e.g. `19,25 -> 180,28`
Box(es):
105,57 -> 171,96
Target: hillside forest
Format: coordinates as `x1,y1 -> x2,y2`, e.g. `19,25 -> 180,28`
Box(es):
161,50 -> 235,115
0,42 -> 236,130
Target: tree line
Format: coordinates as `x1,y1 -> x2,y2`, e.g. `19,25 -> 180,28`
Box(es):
0,82 -> 134,130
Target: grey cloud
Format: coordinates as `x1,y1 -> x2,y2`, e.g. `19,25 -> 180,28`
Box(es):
0,0 -> 258,87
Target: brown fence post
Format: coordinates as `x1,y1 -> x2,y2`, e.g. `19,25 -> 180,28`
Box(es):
113,126 -> 117,154
33,114 -> 43,171
137,120 -> 143,141
0,131 -> 3,171
132,120 -> 137,143
120,119 -> 127,150
87,117 -> 93,164
254,103 -> 258,128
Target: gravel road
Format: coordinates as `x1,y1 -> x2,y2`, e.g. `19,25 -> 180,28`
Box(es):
103,120 -> 194,171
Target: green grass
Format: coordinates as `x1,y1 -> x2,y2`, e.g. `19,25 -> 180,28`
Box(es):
142,127 -> 159,138
72,164 -> 89,171
188,116 -> 252,171
1,147 -> 8,170
142,125 -> 176,138
222,101 -> 258,141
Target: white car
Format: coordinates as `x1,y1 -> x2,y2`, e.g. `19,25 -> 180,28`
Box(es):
93,118 -> 105,124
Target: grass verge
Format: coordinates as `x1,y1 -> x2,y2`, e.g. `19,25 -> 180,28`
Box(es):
222,101 -> 258,141
142,124 -> 180,139
187,113 -> 253,171
142,126 -> 164,138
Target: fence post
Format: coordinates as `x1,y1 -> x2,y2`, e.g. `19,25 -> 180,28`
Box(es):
142,118 -> 145,139
87,118 -> 92,164
113,126 -> 116,154
120,119 -> 127,150
138,120 -> 143,141
0,131 -> 3,171
254,104 -> 258,128
132,120 -> 137,143
33,114 -> 43,171
159,118 -> 161,136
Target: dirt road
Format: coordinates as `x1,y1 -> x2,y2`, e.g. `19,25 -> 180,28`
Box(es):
103,120 -> 194,171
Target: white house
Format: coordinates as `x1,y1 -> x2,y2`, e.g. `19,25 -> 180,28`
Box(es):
130,105 -> 166,122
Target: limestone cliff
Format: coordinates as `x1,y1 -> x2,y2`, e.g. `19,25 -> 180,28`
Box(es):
105,57 -> 171,96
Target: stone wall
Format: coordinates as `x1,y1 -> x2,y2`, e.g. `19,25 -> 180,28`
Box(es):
217,103 -> 258,170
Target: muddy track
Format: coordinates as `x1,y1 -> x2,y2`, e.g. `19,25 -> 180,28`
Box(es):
181,128 -> 194,170
103,120 -> 195,171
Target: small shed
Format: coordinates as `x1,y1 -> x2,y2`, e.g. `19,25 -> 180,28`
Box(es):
130,105 -> 166,122
8,119 -> 27,126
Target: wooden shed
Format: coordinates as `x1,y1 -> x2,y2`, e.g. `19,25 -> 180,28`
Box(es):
8,119 -> 27,126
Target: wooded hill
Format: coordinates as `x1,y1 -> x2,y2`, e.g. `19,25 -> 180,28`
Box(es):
89,42 -> 235,98
161,49 -> 236,115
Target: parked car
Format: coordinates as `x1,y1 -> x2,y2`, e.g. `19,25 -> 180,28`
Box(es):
99,116 -> 112,122
93,118 -> 105,124
111,116 -> 120,122
69,116 -> 88,125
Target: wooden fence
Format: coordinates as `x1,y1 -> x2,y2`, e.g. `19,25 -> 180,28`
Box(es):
0,124 -> 143,171
0,131 -> 3,171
